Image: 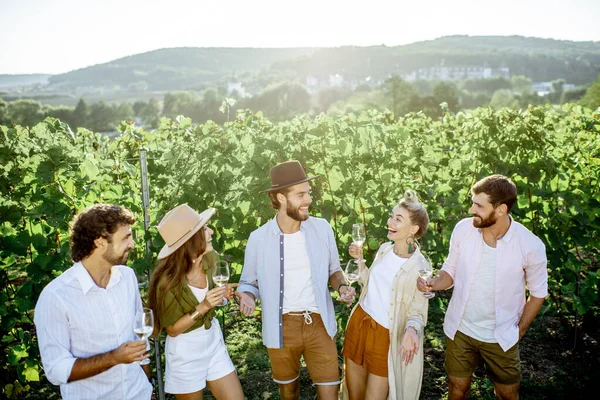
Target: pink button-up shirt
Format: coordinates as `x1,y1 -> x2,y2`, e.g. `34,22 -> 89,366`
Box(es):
441,217 -> 548,351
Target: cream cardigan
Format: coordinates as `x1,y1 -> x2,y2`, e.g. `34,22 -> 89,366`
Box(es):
342,242 -> 430,400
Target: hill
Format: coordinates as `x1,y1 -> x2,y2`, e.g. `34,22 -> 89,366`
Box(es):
6,36 -> 600,98
0,74 -> 52,89
47,47 -> 316,91
272,36 -> 600,84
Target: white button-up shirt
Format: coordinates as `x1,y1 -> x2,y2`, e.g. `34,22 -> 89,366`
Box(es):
34,262 -> 152,399
441,217 -> 548,351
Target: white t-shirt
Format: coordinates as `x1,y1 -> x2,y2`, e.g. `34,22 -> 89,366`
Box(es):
361,250 -> 408,329
282,231 -> 319,313
458,241 -> 497,342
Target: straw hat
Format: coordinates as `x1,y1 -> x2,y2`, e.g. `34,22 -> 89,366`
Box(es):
157,204 -> 215,259
263,160 -> 319,192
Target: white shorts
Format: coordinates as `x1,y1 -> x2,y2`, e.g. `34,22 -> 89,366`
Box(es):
164,318 -> 235,394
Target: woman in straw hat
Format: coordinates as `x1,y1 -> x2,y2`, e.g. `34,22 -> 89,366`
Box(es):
147,204 -> 243,399
342,190 -> 430,400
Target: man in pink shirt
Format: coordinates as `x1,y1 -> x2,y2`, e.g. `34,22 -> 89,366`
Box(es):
418,175 -> 548,400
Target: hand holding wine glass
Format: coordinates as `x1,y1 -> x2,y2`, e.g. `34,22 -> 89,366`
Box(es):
213,260 -> 230,306
418,264 -> 435,299
133,307 -> 154,365
341,259 -> 359,301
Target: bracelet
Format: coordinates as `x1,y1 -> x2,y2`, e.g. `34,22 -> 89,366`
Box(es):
405,326 -> 418,335
189,309 -> 202,321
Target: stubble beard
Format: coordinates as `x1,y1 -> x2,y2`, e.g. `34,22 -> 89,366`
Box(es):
102,244 -> 129,266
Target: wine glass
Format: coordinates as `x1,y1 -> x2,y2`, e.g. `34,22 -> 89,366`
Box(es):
213,260 -> 230,306
352,224 -> 366,261
342,259 -> 360,301
418,264 -> 435,299
134,307 -> 154,365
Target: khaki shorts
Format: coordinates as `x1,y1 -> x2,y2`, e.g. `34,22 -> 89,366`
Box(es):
267,312 -> 340,385
445,330 -> 521,385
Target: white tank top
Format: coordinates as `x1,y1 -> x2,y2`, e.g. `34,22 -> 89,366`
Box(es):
188,276 -> 209,303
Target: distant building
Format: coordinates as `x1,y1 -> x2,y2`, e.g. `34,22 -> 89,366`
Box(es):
402,65 -> 510,81
531,82 -> 554,96
530,82 -> 576,96
304,73 -> 348,92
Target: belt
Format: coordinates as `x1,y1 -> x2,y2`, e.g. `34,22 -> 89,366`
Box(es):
285,310 -> 314,324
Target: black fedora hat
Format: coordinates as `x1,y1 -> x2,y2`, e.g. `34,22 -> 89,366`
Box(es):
263,160 -> 319,192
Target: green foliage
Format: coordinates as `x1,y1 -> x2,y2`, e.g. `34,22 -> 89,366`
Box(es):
315,87 -> 353,113
0,98 -> 8,125
382,76 -> 419,117
580,74 -> 600,110
5,100 -> 45,127
510,75 -> 532,95
239,82 -> 311,121
1,105 -> 599,397
561,87 -> 587,104
490,89 -> 520,109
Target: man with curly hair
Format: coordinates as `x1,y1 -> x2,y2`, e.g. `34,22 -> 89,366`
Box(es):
34,204 -> 152,399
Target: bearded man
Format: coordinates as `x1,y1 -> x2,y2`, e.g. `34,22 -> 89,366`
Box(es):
418,175 -> 548,400
236,160 -> 354,400
34,204 -> 152,399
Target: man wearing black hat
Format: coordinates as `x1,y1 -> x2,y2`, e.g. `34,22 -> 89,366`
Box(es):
237,160 -> 355,399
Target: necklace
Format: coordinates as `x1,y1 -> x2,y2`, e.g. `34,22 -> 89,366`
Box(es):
393,247 -> 411,258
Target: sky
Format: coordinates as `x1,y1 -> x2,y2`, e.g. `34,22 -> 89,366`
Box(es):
1,0 -> 599,75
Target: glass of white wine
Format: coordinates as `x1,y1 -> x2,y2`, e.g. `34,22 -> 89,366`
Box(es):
342,259 -> 360,301
213,260 -> 230,306
352,224 -> 366,261
134,307 -> 154,365
418,264 -> 435,299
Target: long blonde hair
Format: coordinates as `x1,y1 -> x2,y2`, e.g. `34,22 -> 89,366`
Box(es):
147,229 -> 206,335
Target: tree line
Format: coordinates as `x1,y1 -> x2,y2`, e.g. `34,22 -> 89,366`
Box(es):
1,73 -> 599,132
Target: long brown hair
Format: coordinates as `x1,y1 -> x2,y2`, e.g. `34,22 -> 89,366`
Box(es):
147,228 -> 207,335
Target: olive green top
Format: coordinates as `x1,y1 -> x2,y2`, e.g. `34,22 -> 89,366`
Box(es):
159,251 -> 219,333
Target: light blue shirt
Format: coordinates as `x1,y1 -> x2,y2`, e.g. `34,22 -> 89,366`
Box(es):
239,216 -> 341,349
